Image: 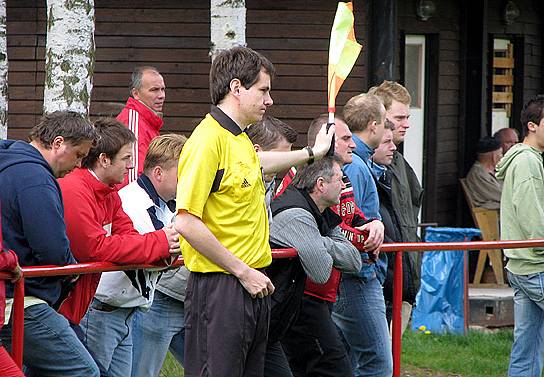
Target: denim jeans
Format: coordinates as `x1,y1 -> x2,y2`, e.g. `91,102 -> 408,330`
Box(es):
332,272 -> 393,377
507,271 -> 544,377
0,303 -> 99,377
81,298 -> 137,377
131,291 -> 185,377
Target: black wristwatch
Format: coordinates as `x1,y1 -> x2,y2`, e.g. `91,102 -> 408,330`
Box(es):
304,146 -> 314,164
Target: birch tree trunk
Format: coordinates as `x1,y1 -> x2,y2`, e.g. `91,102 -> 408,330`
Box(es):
43,0 -> 95,115
210,0 -> 246,59
0,0 -> 8,139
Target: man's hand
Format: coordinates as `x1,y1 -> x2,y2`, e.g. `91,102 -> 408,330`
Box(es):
237,267 -> 275,299
163,224 -> 181,254
312,123 -> 335,159
357,220 -> 384,258
10,264 -> 23,283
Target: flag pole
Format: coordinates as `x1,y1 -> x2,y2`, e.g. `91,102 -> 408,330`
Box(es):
327,103 -> 336,155
326,1 -> 362,156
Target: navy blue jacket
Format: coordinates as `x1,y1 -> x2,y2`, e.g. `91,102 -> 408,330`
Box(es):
0,140 -> 76,306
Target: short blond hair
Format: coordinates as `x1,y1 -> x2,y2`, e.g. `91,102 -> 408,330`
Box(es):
368,81 -> 411,110
343,93 -> 384,132
143,133 -> 187,173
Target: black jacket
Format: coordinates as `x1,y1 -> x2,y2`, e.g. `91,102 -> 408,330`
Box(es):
267,186 -> 341,343
376,170 -> 419,304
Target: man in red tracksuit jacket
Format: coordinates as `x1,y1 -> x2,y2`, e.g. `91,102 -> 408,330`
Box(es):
0,215 -> 23,377
117,66 -> 165,186
58,119 -> 179,332
275,114 -> 384,376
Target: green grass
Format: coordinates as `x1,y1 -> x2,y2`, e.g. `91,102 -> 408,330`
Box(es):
159,352 -> 184,377
159,329 -> 517,377
402,329 -> 513,377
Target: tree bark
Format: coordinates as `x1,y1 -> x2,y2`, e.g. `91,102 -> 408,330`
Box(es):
210,0 -> 246,59
43,0 -> 95,115
0,0 -> 8,139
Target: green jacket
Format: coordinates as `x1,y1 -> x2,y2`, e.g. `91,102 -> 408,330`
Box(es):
496,143 -> 544,275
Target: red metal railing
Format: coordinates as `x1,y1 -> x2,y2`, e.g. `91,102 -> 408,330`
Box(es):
2,240 -> 544,376
382,238 -> 544,377
0,248 -> 297,368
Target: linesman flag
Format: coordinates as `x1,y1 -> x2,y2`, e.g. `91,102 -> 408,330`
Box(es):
327,2 -> 362,120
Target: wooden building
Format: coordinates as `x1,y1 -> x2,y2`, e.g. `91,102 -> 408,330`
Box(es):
5,0 -> 544,227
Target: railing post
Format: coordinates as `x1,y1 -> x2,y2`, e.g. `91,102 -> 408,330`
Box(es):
464,248 -> 469,334
392,251 -> 403,377
11,277 -> 25,368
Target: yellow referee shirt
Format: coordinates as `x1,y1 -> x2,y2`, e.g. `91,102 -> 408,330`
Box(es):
176,106 -> 272,273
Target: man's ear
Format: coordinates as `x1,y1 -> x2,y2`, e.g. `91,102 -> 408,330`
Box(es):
229,78 -> 242,97
315,176 -> 326,192
51,136 -> 64,151
152,165 -> 163,181
368,120 -> 377,134
98,152 -> 110,168
254,143 -> 262,153
131,87 -> 139,100
528,121 -> 538,133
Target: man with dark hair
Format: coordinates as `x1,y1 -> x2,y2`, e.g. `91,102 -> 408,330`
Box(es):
247,115 -> 298,151
177,46 -> 334,377
57,119 -> 179,376
84,133 -> 187,377
465,136 -> 503,210
496,95 -> 544,377
249,115 -> 334,207
247,116 -> 298,225
494,127 -> 519,155
117,66 -> 166,185
174,46 -> 277,377
0,111 -> 100,376
265,156 -> 362,377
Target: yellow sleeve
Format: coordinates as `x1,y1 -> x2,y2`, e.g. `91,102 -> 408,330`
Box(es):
176,125 -> 222,218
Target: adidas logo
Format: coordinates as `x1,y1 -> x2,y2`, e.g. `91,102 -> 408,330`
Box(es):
241,178 -> 251,188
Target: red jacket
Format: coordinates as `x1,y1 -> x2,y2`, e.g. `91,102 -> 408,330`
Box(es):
57,168 -> 170,324
276,168 -> 368,302
117,97 -> 164,187
0,248 -> 17,330
0,212 -> 18,330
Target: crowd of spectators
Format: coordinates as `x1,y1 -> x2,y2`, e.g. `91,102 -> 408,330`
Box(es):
1,45 -> 540,377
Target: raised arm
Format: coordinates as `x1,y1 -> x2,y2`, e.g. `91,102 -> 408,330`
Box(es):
258,124 -> 335,174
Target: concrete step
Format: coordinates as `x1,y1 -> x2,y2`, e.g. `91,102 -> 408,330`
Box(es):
468,287 -> 513,327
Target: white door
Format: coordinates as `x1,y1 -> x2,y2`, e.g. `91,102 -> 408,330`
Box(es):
403,35 -> 426,228
403,35 -> 425,188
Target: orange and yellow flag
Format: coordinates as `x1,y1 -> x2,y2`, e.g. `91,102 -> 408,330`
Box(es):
327,2 -> 363,113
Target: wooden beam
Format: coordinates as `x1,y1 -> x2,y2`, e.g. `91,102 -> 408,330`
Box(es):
493,57 -> 514,68
493,74 -> 513,85
493,92 -> 513,103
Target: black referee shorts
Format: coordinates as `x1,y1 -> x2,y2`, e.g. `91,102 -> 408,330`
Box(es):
184,271 -> 271,377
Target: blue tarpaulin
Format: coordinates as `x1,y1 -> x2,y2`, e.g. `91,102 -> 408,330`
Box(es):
411,227 -> 481,334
